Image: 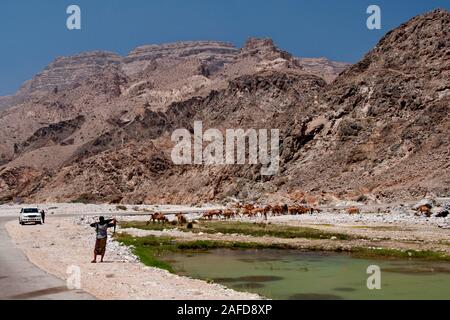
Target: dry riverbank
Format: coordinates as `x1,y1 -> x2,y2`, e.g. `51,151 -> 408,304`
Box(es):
5,218 -> 260,300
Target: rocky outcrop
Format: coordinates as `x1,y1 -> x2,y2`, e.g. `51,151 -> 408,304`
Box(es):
18,51 -> 122,96
239,38 -> 293,61
14,115 -> 86,156
295,57 -> 349,83
0,166 -> 49,202
122,41 -> 239,77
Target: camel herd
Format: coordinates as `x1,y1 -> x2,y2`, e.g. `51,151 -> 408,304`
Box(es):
200,204 -> 321,220
144,203 -> 367,225
145,203 -> 333,225
140,202 -> 446,227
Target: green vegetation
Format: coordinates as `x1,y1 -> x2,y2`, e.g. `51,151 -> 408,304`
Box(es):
116,205 -> 127,211
351,247 -> 450,261
119,220 -> 354,240
350,225 -> 411,231
120,221 -> 171,231
116,233 -> 175,272
115,231 -> 450,274
115,233 -> 299,272
132,246 -> 174,272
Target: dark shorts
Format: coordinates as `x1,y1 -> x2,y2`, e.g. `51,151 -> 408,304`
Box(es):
94,238 -> 107,255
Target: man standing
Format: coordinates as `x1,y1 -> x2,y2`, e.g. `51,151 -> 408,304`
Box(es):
40,209 -> 46,224
90,216 -> 116,263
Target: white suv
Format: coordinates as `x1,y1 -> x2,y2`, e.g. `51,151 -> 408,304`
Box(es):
19,208 -> 43,225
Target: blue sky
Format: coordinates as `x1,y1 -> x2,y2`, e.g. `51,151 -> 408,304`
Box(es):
0,0 -> 449,96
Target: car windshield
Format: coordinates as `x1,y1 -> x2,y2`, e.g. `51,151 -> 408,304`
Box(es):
23,208 -> 39,213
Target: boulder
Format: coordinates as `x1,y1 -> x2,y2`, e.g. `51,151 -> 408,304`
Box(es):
435,209 -> 449,218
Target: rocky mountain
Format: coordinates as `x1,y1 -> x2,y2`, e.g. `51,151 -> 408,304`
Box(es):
0,9 -> 448,205
123,41 -> 238,77
295,57 -> 349,83
0,96 -> 13,109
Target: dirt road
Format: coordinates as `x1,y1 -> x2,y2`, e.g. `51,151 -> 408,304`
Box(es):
0,216 -> 95,300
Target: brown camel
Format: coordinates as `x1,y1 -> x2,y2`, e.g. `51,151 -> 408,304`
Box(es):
288,205 -> 310,215
202,210 -> 222,220
222,209 -> 236,220
416,205 -> 432,217
271,204 -> 288,215
175,213 -> 187,225
346,207 -> 361,215
147,212 -> 168,225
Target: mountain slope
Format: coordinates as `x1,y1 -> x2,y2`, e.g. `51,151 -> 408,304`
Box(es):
0,9 -> 448,204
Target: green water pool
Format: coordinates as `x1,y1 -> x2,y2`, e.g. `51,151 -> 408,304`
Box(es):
162,249 -> 450,300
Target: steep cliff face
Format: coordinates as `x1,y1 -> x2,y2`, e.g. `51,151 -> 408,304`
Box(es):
0,9 -> 448,204
282,8 -> 450,200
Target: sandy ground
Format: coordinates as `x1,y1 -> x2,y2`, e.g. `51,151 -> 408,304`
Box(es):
0,203 -> 225,218
5,217 -> 260,300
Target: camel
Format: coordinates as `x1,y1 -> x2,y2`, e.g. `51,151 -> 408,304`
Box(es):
202,211 -> 213,220
262,205 -> 272,214
239,208 -> 252,217
310,207 -> 322,215
175,213 -> 187,225
246,206 -> 271,219
288,205 -> 310,215
271,204 -> 288,215
202,210 -> 222,220
147,212 -> 168,225
248,208 -> 263,218
242,204 -> 256,211
222,209 -> 236,220
261,205 -> 273,220
416,205 -> 432,217
346,207 -> 361,215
